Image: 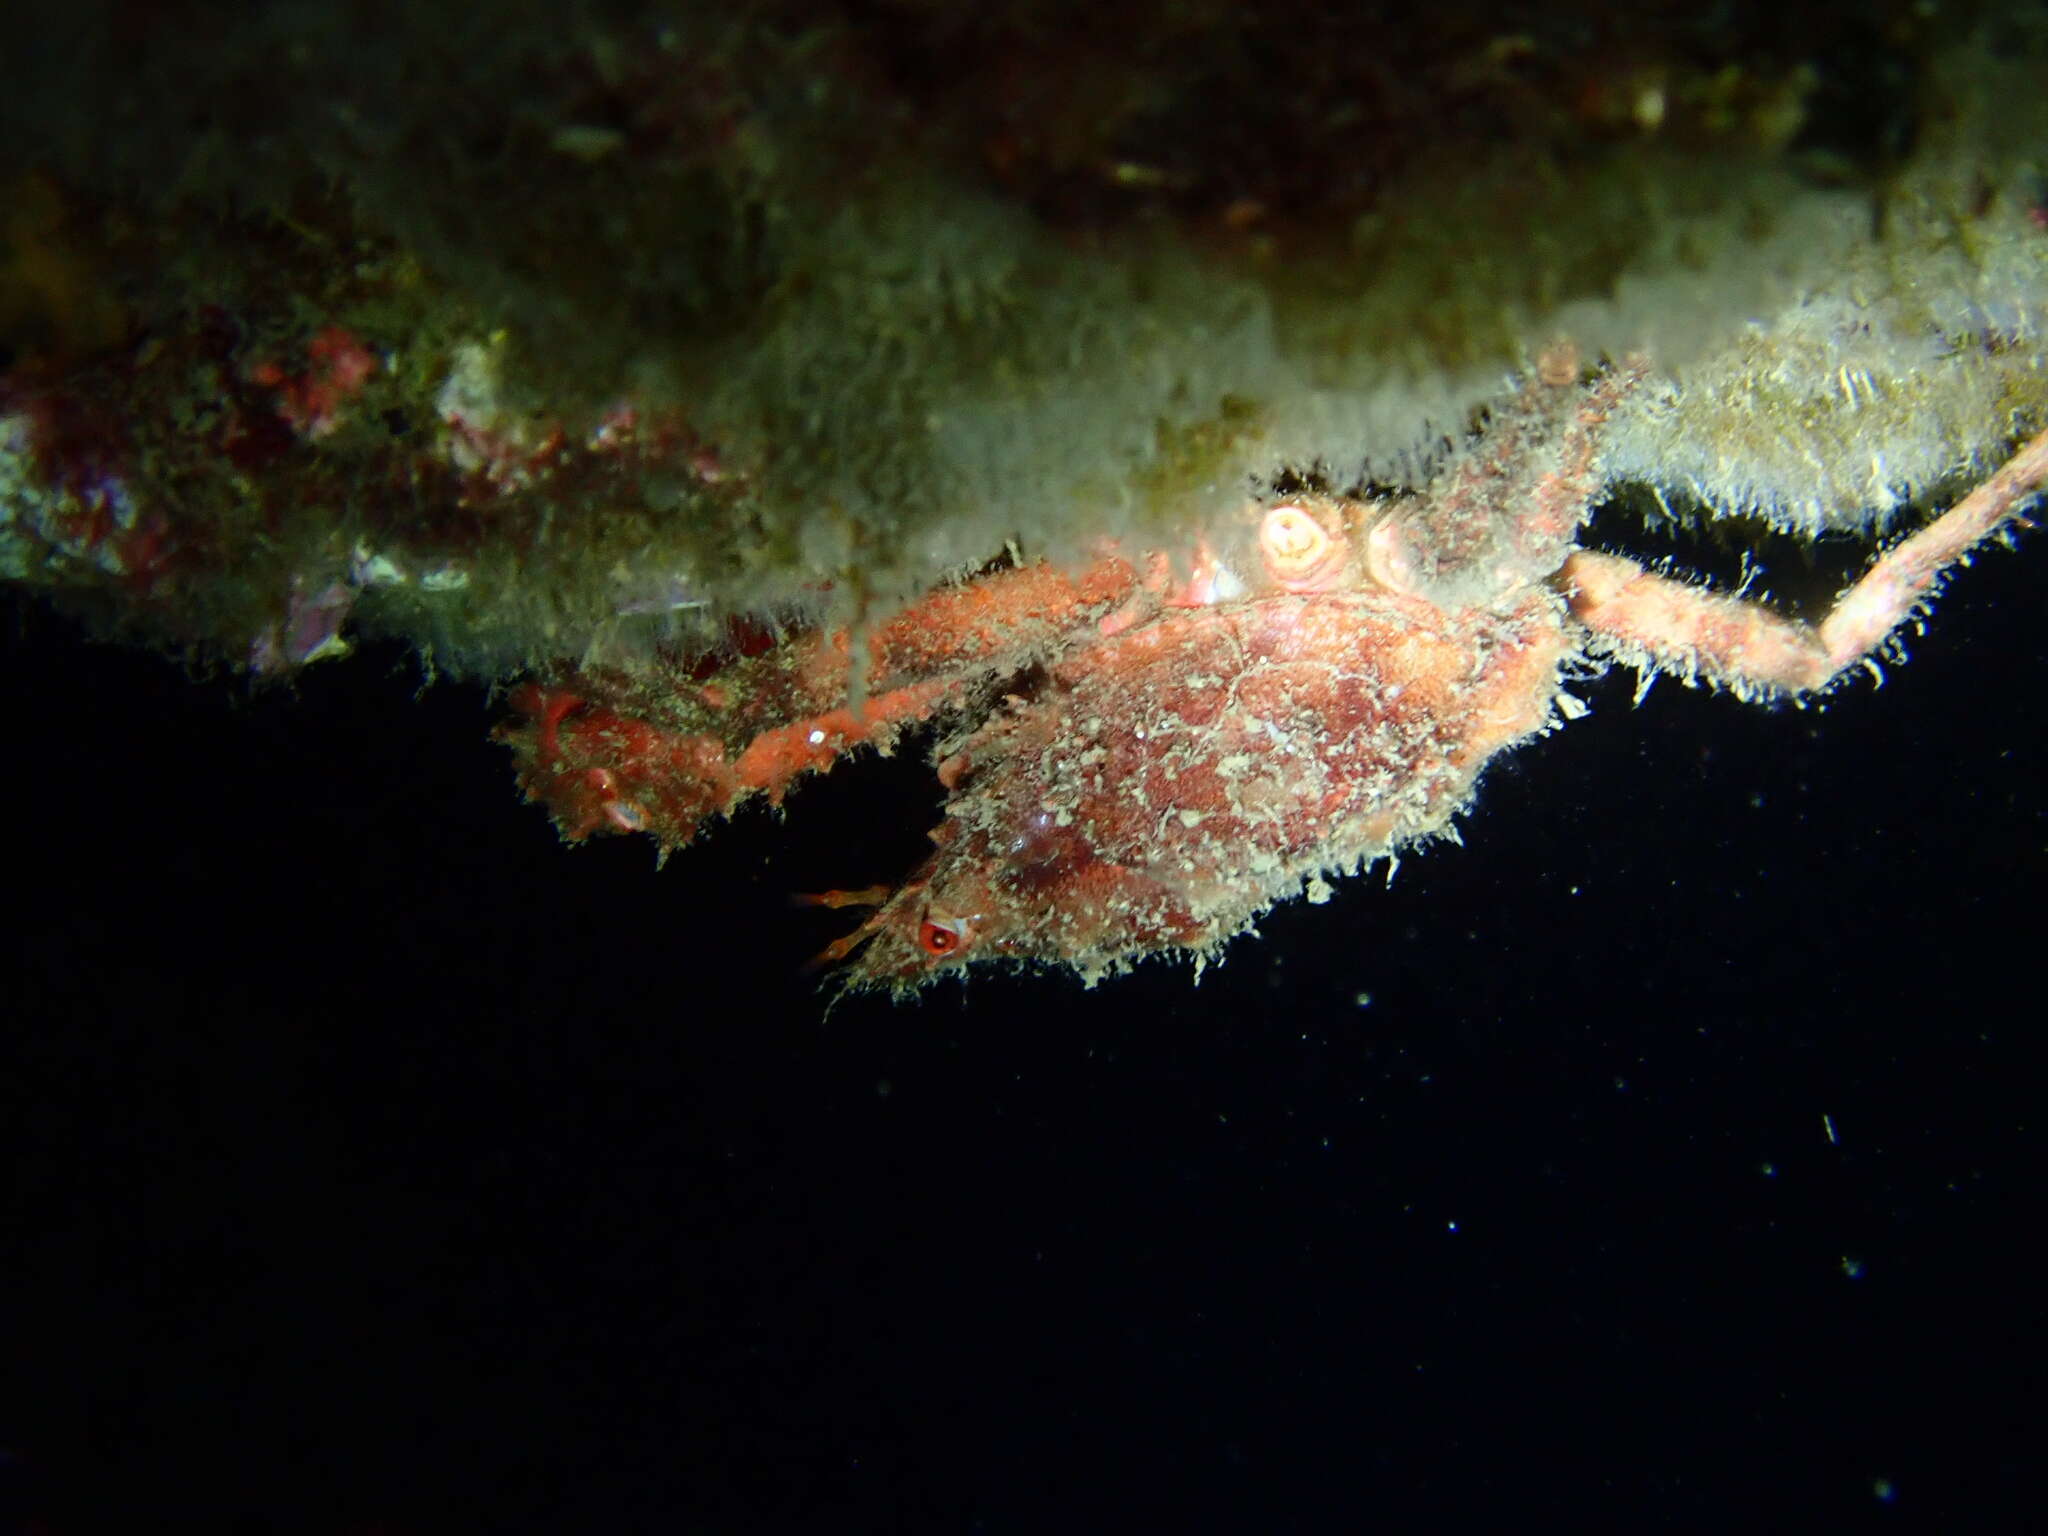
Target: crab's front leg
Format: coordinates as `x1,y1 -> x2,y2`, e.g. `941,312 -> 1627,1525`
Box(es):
498,555 -> 1151,851
1564,425 -> 2048,697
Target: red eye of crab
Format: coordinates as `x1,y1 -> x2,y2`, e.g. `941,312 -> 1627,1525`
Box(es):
918,915 -> 973,956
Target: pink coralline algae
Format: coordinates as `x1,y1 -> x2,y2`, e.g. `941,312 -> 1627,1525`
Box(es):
246,325 -> 379,442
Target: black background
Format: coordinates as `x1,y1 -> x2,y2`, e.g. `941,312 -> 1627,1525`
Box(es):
3,537 -> 2038,1532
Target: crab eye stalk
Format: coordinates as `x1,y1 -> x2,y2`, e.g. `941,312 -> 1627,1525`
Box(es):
1258,505 -> 1348,592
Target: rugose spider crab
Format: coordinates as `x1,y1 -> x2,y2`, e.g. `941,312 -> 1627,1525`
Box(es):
499,347 -> 2047,994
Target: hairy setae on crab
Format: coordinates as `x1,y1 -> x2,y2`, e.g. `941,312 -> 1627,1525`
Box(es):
499,347 -> 2046,995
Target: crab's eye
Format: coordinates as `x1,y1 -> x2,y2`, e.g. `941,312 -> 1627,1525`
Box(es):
917,914 -> 974,956
1259,505 -> 1347,592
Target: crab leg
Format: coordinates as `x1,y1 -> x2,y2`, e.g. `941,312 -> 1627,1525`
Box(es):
1563,424 -> 2048,696
498,554 -> 1149,850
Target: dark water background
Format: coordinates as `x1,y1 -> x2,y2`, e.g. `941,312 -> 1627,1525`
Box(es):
3,544 -> 2037,1531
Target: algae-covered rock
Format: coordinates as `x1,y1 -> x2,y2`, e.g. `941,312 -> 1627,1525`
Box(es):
2,1 -> 2042,673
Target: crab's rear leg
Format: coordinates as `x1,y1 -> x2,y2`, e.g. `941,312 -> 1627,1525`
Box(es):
1563,424 -> 2048,697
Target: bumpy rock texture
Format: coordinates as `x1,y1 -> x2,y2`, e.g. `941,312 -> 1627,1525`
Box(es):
3,2 -> 2044,676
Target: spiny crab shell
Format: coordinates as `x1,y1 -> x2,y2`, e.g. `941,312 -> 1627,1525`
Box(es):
850,522 -> 1569,989
500,356 -> 1636,993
